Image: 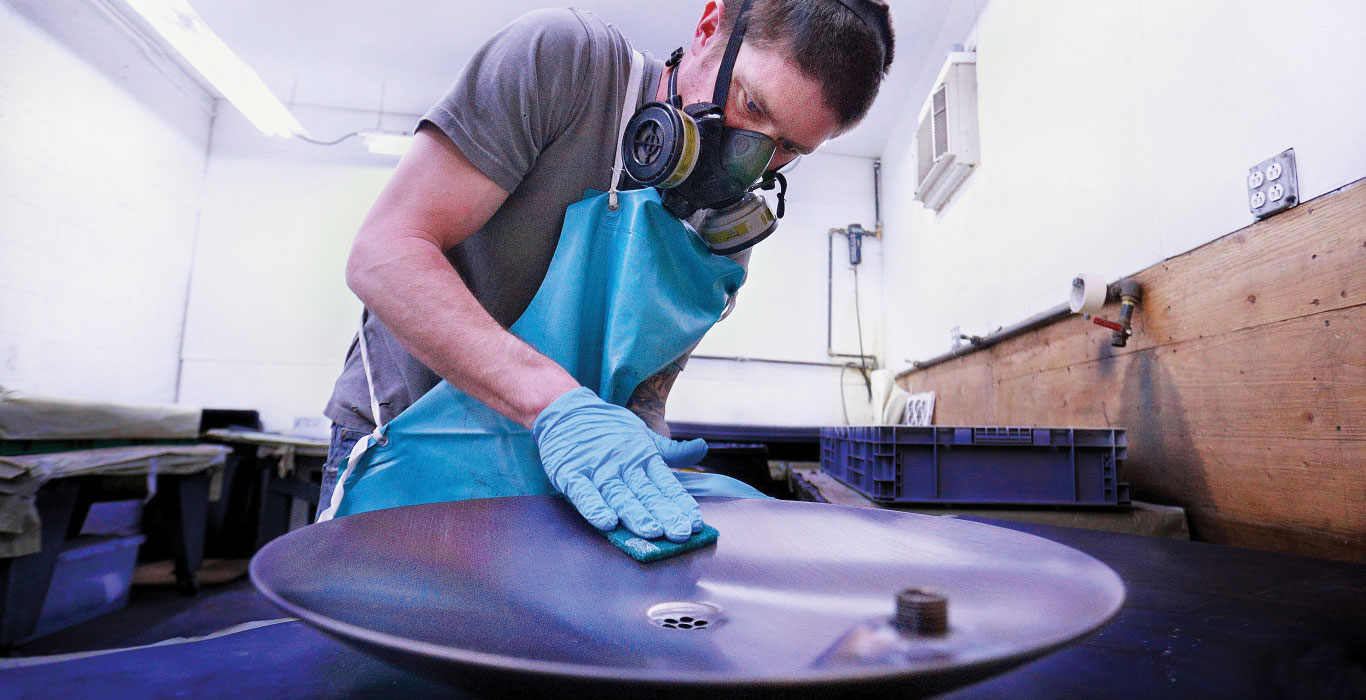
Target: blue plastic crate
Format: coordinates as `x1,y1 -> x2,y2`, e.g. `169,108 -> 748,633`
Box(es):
820,426 -> 1129,506
79,500 -> 144,536
25,534 -> 145,641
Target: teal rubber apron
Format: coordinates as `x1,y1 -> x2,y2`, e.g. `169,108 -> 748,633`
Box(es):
319,51 -> 763,522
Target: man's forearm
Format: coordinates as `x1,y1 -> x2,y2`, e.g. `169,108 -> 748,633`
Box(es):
626,361 -> 685,437
347,232 -> 578,428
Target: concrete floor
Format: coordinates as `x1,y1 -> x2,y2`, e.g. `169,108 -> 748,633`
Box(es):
8,576 -> 281,657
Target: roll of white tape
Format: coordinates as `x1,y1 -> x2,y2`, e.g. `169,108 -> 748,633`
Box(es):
1069,273 -> 1108,314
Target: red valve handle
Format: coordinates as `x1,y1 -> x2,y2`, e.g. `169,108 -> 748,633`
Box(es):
1091,316 -> 1124,332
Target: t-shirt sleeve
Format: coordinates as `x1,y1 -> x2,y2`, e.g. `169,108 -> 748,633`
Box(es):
418,9 -> 599,193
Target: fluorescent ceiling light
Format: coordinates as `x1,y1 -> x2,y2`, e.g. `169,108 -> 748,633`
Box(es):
122,0 -> 304,138
360,131 -> 413,157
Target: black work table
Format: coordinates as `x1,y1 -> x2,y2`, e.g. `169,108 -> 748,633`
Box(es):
4,518 -> 1363,699
668,422 -> 821,461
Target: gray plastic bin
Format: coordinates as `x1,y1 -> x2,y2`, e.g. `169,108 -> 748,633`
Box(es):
820,426 -> 1129,506
26,534 -> 145,641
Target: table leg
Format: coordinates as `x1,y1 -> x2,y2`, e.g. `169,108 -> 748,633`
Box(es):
161,473 -> 209,596
0,479 -> 80,646
64,477 -> 99,539
255,458 -> 290,552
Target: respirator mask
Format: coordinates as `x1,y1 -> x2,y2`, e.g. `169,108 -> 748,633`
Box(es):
620,0 -> 788,256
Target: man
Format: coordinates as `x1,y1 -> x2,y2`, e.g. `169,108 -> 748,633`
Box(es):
321,0 -> 894,539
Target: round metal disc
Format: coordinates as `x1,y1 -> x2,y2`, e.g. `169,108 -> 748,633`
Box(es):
251,496 -> 1124,698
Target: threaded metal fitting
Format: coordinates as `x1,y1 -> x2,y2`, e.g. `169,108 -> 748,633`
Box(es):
894,587 -> 948,635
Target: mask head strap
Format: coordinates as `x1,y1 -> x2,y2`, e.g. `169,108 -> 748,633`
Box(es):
758,171 -> 787,218
711,0 -> 755,109
666,48 -> 684,108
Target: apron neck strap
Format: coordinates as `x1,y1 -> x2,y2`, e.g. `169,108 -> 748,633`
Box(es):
357,309 -> 384,431
609,50 -> 646,211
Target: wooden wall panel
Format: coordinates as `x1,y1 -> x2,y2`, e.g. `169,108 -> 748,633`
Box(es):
898,179 -> 1366,562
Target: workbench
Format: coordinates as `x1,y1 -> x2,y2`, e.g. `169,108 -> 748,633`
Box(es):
3,517 -> 1361,699
789,465 -> 1191,540
202,428 -> 329,551
0,445 -> 229,644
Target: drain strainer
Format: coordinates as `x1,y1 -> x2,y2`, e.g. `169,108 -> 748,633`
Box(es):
646,602 -> 723,630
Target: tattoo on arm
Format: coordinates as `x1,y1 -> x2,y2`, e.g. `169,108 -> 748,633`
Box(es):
627,362 -> 683,438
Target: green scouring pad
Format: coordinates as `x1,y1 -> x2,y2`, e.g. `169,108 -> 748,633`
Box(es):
602,524 -> 720,563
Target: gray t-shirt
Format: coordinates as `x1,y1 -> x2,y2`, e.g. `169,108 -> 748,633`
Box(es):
325,8 -> 663,431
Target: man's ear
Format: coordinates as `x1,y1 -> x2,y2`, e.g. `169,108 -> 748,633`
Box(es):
689,0 -> 725,57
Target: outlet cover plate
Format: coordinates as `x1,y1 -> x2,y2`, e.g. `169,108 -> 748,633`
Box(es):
1247,148 -> 1299,219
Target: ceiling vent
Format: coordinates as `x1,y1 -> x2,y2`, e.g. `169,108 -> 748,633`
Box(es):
914,52 -> 979,212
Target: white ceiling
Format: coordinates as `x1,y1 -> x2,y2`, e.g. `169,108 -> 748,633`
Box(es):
189,0 -> 956,158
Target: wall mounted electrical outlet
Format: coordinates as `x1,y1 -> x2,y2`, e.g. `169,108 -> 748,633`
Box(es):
1247,148 -> 1298,219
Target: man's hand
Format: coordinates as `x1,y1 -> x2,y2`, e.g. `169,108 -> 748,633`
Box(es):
532,388 -> 705,542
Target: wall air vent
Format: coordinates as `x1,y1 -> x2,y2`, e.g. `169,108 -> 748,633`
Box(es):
914,52 -> 979,212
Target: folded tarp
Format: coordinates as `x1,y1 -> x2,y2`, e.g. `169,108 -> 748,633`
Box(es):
203,428 -> 328,453
204,428 -> 329,479
0,444 -> 228,558
0,386 -> 202,441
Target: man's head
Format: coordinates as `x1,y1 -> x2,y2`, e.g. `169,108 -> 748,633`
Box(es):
666,0 -> 895,168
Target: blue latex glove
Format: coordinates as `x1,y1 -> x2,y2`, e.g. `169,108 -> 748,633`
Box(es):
531,387 -> 705,542
650,433 -> 708,469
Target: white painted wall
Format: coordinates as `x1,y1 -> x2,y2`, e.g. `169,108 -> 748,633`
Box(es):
176,105 -> 401,434
880,0 -> 1366,370
0,1 -> 212,404
670,151 -> 883,426
178,102 -> 881,431
15,0 -> 1356,432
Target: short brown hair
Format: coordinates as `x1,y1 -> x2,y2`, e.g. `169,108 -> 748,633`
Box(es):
721,0 -> 895,127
